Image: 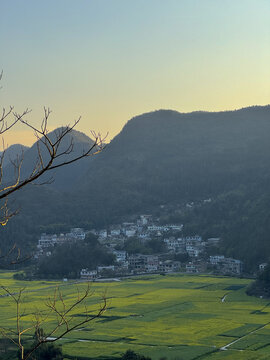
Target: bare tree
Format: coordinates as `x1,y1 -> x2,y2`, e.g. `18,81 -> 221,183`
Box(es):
0,71 -> 106,262
0,108 -> 105,222
0,284 -> 107,360
0,73 -> 108,358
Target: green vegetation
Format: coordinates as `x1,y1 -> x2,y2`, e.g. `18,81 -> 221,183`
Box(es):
121,350 -> 151,360
1,272 -> 270,359
246,264 -> 270,297
22,329 -> 63,360
36,234 -> 115,278
2,107 -> 270,271
120,237 -> 166,255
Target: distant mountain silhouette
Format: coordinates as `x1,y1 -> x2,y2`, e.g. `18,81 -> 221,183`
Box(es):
0,144 -> 29,167
2,105 -> 270,269
78,105 -> 270,218
4,128 -> 96,191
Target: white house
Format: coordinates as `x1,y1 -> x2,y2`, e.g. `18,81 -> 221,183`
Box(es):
148,225 -> 170,232
209,255 -> 225,265
207,238 -> 221,246
186,245 -> 201,258
111,229 -> 121,236
140,215 -> 152,225
164,237 -> 185,252
38,234 -> 58,248
186,262 -> 199,273
167,224 -> 183,231
222,258 -> 243,275
113,250 -> 127,262
99,230 -> 108,238
159,260 -> 180,273
185,235 -> 202,243
259,263 -> 268,271
125,229 -> 136,237
69,228 -> 85,240
97,265 -> 115,273
80,269 -> 97,280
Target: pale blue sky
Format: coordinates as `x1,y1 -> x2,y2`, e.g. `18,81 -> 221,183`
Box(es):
1,0 -> 270,145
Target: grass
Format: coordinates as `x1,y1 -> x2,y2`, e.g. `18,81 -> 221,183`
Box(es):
0,272 -> 270,359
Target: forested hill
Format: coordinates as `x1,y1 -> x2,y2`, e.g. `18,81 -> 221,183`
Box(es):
0,144 -> 29,167
4,129 -> 96,191
1,105 -> 270,269
77,105 -> 270,220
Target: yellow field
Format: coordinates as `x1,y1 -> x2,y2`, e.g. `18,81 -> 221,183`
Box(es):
1,272 -> 270,359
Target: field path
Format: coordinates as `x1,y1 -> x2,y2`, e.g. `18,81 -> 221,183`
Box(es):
220,321 -> 270,351
221,293 -> 229,303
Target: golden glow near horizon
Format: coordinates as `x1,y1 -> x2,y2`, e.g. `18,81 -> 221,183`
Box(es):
1,0 -> 269,146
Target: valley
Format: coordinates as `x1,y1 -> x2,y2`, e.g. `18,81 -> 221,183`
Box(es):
1,272 -> 270,359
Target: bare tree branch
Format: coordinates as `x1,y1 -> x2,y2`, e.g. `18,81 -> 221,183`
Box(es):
0,108 -> 106,201
0,75 -> 108,359
0,284 -> 107,360
0,74 -> 105,265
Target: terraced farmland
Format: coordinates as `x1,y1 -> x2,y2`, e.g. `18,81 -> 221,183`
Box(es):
1,272 -> 270,359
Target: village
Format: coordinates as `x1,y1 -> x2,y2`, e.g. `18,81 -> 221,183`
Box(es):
35,214 -> 244,280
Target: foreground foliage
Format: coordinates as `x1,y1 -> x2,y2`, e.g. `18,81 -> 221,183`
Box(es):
21,330 -> 63,360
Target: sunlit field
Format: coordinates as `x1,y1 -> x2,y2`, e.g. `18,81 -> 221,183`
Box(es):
1,272 -> 270,359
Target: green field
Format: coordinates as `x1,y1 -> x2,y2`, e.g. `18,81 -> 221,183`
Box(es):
1,272 -> 270,359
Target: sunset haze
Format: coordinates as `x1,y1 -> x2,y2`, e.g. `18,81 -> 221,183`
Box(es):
1,0 -> 269,145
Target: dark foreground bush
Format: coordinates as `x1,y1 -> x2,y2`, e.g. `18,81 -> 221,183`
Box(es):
122,350 -> 152,360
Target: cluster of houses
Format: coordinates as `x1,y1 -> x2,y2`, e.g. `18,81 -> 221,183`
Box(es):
80,248 -> 243,280
80,252 -> 181,280
93,215 -> 183,245
185,256 -> 243,275
164,236 -> 222,257
35,228 -> 86,258
35,215 -> 184,256
209,255 -> 243,275
34,214 -> 244,278
164,235 -> 204,257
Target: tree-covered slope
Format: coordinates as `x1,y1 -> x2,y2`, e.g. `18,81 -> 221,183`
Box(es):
0,144 -> 29,167
2,105 -> 270,269
76,106 -> 270,220
3,128 -> 96,191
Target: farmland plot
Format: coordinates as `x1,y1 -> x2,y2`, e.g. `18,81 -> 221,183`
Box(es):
1,272 -> 270,359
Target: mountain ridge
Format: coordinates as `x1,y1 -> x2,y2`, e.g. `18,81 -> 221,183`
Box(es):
0,144 -> 29,167
3,128 -> 97,191
1,105 -> 270,269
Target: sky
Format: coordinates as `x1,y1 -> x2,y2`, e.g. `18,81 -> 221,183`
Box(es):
1,0 -> 270,146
